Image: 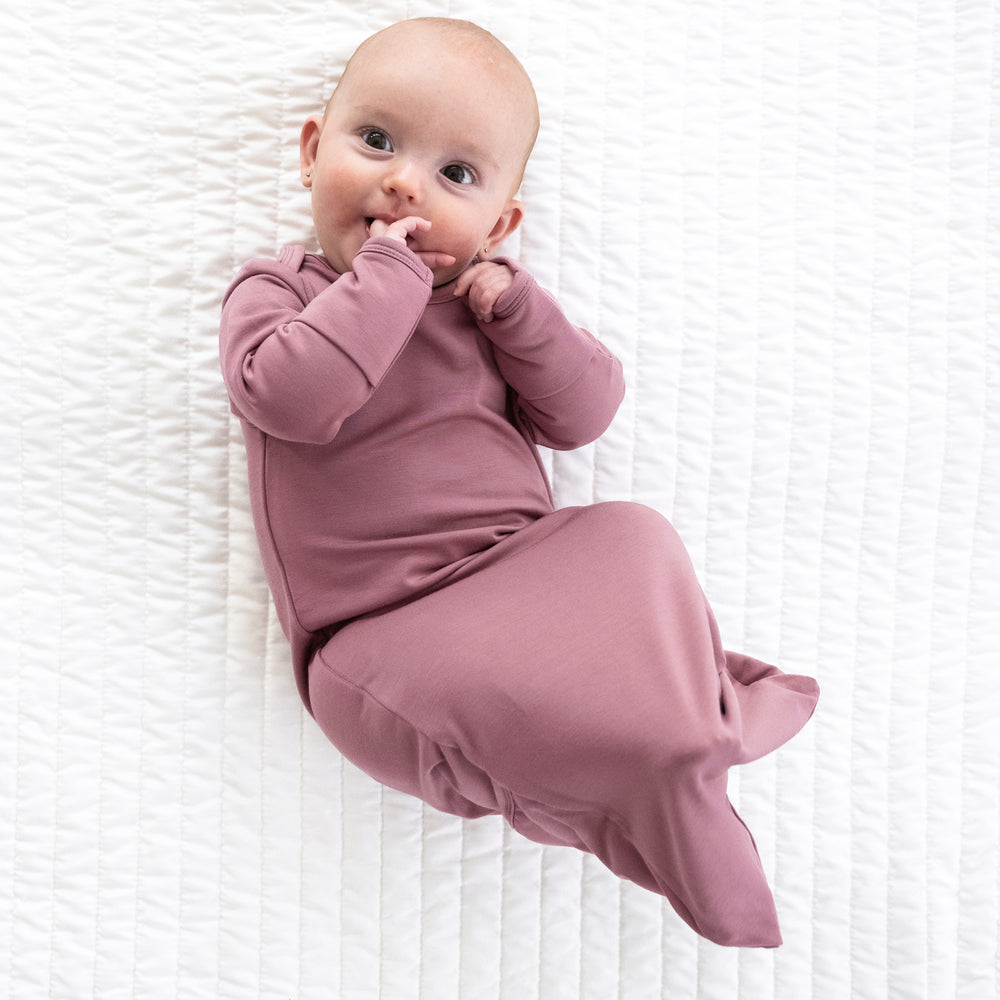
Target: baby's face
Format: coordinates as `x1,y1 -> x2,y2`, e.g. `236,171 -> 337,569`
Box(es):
301,33 -> 532,286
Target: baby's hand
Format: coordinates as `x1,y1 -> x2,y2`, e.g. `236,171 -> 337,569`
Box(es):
367,216 -> 456,271
452,261 -> 514,324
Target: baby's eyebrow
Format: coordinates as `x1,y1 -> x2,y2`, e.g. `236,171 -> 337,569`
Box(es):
451,144 -> 499,173
352,103 -> 394,121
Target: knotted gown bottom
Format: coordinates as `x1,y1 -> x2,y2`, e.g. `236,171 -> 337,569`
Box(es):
307,501 -> 819,947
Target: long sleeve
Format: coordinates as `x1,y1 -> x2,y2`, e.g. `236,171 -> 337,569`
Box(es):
220,239 -> 433,444
479,260 -> 625,450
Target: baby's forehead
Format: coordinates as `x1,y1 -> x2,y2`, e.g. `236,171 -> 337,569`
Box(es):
336,50 -> 523,126
352,25 -> 518,85
347,21 -> 533,102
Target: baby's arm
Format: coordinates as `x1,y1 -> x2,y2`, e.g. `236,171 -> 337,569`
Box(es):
220,239 -> 433,443
457,260 -> 625,449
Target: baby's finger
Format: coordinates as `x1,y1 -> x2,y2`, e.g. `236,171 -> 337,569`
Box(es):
414,251 -> 457,270
467,283 -> 498,323
387,216 -> 431,240
369,216 -> 431,243
456,260 -> 502,298
452,263 -> 485,298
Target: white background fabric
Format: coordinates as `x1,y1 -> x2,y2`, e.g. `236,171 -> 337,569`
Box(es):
1,1 -> 997,997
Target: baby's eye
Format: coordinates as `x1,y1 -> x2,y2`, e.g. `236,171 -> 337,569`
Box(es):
361,128 -> 393,152
441,163 -> 475,185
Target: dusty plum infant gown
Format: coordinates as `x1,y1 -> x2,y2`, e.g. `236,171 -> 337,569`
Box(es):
220,237 -> 819,948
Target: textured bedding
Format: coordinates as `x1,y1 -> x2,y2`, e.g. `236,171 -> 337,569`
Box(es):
2,0 -> 997,997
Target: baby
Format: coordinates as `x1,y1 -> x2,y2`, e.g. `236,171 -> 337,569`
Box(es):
220,16 -> 818,948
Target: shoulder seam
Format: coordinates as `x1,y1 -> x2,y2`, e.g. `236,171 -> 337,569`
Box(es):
277,245 -> 306,270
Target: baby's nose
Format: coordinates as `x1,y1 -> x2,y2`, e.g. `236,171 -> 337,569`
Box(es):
381,159 -> 422,201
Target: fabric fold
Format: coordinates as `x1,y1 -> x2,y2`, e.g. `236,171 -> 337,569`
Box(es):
308,501 -> 818,947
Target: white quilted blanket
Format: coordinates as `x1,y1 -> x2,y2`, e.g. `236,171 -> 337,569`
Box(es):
2,1 -> 997,997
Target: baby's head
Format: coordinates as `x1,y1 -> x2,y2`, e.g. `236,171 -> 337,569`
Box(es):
300,18 -> 539,286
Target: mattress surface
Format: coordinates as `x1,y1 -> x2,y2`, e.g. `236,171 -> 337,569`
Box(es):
1,1 -> 997,997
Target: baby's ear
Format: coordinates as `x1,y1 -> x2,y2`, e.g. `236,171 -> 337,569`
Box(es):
487,199 -> 524,248
299,115 -> 324,187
